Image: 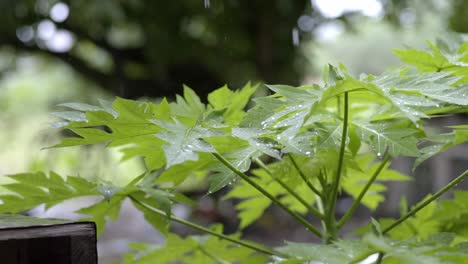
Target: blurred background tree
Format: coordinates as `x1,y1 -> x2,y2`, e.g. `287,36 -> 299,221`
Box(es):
0,0 -> 462,99
1,0 -> 310,98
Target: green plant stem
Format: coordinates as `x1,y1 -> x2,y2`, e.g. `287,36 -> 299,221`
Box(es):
213,153 -> 322,238
287,155 -> 323,198
337,153 -> 391,228
382,170 -> 468,234
130,196 -> 282,257
324,92 -> 349,243
315,194 -> 327,235
254,158 -> 324,219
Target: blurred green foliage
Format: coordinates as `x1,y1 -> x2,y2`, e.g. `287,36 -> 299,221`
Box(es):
0,0 -> 465,99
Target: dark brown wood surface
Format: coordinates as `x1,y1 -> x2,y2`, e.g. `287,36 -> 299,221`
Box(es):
0,214 -> 97,264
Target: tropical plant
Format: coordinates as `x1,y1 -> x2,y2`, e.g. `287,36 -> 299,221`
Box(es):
1,36 -> 468,263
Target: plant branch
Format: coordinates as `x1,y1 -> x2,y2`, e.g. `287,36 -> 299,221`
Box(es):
324,92 -> 349,242
254,158 -> 324,219
287,155 -> 323,198
213,153 -> 322,238
382,170 -> 468,234
129,195 -> 282,257
338,152 -> 391,228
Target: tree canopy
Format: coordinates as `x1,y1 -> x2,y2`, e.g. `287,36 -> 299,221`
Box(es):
0,0 -> 465,98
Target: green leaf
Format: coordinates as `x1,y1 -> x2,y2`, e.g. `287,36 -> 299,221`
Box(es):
394,39 -> 468,84
52,97 -> 165,170
78,194 -> 125,235
208,146 -> 260,193
265,84 -> 317,102
380,195 -> 439,241
123,226 -> 266,264
225,156 -> 318,228
0,172 -> 99,213
183,85 -> 205,114
316,122 -> 344,150
276,240 -> 371,264
130,192 -> 171,236
363,232 -> 468,263
343,154 -> 411,210
354,120 -> 419,157
394,45 -> 450,72
231,127 -> 281,159
154,120 -> 220,167
415,126 -> 468,168
124,234 -> 198,264
208,83 -> 257,124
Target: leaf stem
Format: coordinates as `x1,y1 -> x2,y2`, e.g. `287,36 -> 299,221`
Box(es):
213,153 -> 322,238
382,170 -> 468,234
324,92 -> 349,243
288,155 -> 323,198
337,153 -> 391,228
254,158 -> 324,219
129,195 -> 282,257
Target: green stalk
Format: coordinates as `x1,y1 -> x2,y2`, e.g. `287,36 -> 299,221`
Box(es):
287,155 -> 323,198
315,194 -> 327,236
324,92 -> 349,243
130,196 -> 282,257
382,170 -> 468,234
337,153 -> 390,228
213,153 -> 322,238
254,158 -> 324,219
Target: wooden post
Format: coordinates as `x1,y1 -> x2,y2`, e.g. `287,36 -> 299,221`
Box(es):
0,214 -> 97,264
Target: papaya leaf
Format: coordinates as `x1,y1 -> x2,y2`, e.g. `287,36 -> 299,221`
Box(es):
343,154 -> 411,210
123,225 -> 267,264
153,119 -> 220,168
0,172 -> 99,213
354,120 -> 419,157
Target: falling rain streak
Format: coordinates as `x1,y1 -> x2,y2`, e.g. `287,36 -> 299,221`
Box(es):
204,0 -> 210,8
292,27 -> 300,46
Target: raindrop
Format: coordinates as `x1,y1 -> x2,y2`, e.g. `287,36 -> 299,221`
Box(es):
292,27 -> 300,46
98,186 -> 119,202
204,0 -> 210,8
376,152 -> 382,157
305,151 -> 311,156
